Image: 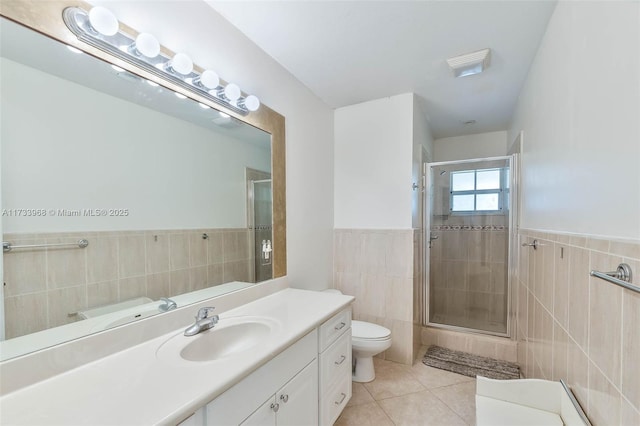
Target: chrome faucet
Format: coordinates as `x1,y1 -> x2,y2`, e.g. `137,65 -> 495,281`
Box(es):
184,307 -> 219,336
158,297 -> 177,312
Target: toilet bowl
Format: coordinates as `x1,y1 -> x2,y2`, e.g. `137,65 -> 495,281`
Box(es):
323,289 -> 392,383
351,320 -> 392,382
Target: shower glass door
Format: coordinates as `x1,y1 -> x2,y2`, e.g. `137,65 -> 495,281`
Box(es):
425,157 -> 511,336
250,179 -> 273,282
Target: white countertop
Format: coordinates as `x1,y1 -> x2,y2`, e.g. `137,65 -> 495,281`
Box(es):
0,288 -> 353,425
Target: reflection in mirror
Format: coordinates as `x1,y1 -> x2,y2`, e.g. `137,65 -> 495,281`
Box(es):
0,18 -> 273,360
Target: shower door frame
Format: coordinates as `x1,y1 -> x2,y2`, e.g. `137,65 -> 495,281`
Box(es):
422,155 -> 517,338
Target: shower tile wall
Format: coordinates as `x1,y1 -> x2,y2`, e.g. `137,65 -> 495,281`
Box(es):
516,230 -> 640,426
334,229 -> 415,365
3,229 -> 254,339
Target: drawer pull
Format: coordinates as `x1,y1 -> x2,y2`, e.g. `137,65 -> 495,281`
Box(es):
334,322 -> 346,331
279,394 -> 289,403
270,402 -> 280,413
334,392 -> 347,405
335,355 -> 346,365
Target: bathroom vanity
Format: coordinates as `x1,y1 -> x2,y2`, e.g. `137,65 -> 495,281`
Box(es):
0,288 -> 354,425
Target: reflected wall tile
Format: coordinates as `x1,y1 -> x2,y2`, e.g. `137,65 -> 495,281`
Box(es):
622,289 -> 640,409
170,269 -> 191,296
47,286 -> 86,328
118,276 -> 147,301
3,248 -> 46,297
444,260 -> 467,290
223,260 -> 251,282
490,231 -> 507,263
207,264 -> 224,287
4,293 -> 48,338
589,252 -> 623,387
189,233 -> 208,267
118,235 -> 145,278
87,280 -> 118,309
46,240 -> 87,289
146,273 -> 171,301
223,231 -> 250,262
189,266 -> 208,291
145,233 -> 170,274
207,231 -> 224,265
86,237 -> 118,284
169,233 -> 189,270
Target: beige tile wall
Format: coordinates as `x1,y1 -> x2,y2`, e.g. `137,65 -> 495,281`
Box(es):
334,229 -> 415,365
517,229 -> 640,425
3,228 -> 254,339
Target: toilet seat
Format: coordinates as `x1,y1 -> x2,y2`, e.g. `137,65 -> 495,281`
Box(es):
352,320 -> 391,341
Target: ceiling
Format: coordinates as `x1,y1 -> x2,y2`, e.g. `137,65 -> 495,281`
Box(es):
207,1 -> 557,139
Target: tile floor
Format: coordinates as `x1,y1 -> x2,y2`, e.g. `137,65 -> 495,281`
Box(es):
334,347 -> 476,426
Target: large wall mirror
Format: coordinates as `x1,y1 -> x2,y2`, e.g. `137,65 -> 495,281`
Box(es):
0,0 -> 286,361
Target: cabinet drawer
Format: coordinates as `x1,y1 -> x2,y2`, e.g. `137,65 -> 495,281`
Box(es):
318,309 -> 351,352
319,371 -> 352,426
319,329 -> 351,393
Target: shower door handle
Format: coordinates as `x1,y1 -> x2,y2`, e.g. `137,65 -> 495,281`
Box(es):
429,233 -> 438,248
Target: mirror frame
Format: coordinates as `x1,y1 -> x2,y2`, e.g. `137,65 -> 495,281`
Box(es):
0,0 -> 286,278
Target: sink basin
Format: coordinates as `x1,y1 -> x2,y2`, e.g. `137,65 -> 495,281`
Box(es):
156,316 -> 280,363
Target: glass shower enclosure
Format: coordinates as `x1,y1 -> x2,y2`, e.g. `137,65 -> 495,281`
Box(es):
424,157 -> 514,336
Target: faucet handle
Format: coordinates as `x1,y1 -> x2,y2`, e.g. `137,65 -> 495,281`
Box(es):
196,306 -> 216,320
159,297 -> 177,312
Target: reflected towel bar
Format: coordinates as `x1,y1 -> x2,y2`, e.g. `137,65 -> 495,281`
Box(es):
3,239 -> 89,252
590,263 -> 639,294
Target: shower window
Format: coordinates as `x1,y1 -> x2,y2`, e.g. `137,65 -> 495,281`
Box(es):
450,168 -> 505,213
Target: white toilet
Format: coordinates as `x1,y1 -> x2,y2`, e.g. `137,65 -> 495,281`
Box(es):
324,289 -> 392,383
351,320 -> 392,382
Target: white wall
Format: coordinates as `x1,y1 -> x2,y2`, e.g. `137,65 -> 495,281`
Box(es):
508,1 -> 640,240
72,1 -> 336,290
433,131 -> 508,162
334,93 -> 415,229
1,58 -> 271,233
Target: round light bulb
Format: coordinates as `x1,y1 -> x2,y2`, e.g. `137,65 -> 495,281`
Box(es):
135,33 -> 160,58
88,7 -> 119,36
199,70 -> 220,89
224,83 -> 241,101
244,95 -> 260,112
169,53 -> 193,75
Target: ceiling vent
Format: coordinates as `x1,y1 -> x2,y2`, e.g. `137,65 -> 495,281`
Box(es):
446,48 -> 491,78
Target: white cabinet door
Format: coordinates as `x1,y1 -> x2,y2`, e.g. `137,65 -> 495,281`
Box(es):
276,359 -> 318,426
240,396 -> 277,426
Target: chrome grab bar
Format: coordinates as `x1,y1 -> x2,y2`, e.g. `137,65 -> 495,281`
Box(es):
590,263 -> 638,294
3,239 -> 89,252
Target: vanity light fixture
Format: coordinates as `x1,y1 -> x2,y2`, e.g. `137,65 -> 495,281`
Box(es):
63,6 -> 260,115
128,33 -> 161,58
446,48 -> 491,78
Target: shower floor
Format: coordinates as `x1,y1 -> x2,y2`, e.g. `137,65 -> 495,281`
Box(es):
430,313 -> 506,335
